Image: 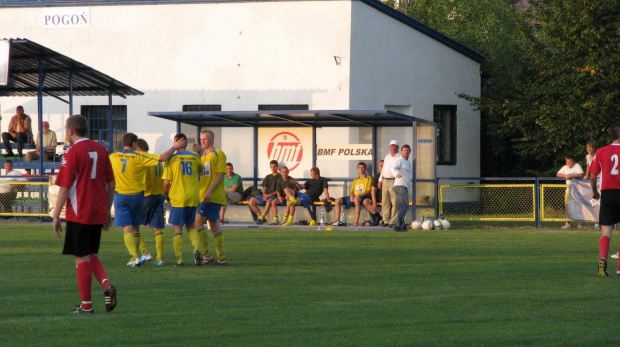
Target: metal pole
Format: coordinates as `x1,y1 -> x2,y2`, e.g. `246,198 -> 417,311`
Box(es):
37,57 -> 44,176
108,91 -> 113,151
535,177 -> 540,228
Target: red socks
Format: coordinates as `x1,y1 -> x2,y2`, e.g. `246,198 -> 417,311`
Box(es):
599,236 -> 610,260
89,254 -> 110,291
76,261 -> 92,310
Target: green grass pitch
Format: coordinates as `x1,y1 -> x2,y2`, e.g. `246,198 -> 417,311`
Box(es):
2,222 -> 620,346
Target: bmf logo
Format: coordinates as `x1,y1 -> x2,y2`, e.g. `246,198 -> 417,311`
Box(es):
267,132 -> 303,172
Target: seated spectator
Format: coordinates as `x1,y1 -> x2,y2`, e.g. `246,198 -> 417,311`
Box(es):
0,160 -> 26,218
25,121 -> 57,174
283,166 -> 330,226
248,160 -> 282,224
271,166 -> 299,226
363,159 -> 384,226
220,162 -> 244,224
331,162 -> 372,226
2,106 -> 33,157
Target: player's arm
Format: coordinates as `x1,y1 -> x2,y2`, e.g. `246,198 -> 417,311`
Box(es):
52,186 -> 70,238
204,172 -> 225,203
590,173 -> 600,199
158,137 -> 187,162
163,179 -> 171,202
104,180 -> 115,231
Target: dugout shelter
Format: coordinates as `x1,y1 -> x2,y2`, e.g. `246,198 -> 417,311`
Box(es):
148,109 -> 438,220
0,38 -> 143,173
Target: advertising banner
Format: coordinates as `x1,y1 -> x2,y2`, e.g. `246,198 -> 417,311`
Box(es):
258,128 -> 312,177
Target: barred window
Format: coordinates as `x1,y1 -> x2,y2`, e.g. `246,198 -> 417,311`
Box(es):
258,104 -> 309,111
80,105 -> 127,152
182,105 -> 221,112
433,105 -> 457,165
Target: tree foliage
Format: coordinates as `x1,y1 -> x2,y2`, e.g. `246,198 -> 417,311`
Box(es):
397,0 -> 620,176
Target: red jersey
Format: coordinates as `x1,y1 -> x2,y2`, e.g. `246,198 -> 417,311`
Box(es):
590,143 -> 620,191
56,138 -> 115,224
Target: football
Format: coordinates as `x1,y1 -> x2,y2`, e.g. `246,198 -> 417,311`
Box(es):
433,219 -> 443,230
411,220 -> 422,230
440,219 -> 451,230
421,220 -> 434,230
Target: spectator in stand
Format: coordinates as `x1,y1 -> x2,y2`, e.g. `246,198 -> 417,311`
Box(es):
283,166 -> 331,226
248,160 -> 282,224
25,121 -> 57,175
0,160 -> 26,218
584,141 -> 597,180
271,166 -> 299,226
220,162 -> 244,224
2,106 -> 33,157
556,155 -> 584,229
331,162 -> 373,226
364,159 -> 384,226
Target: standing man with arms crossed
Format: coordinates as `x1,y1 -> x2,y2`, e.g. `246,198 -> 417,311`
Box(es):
52,115 -> 117,314
392,145 -> 412,232
193,129 -> 229,266
590,123 -> 620,277
109,133 -> 184,267
163,134 -> 204,267
377,140 -> 401,227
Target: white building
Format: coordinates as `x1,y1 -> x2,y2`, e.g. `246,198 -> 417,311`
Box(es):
0,0 -> 482,180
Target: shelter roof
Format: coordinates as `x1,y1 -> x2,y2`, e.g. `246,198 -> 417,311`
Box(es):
148,109 -> 432,128
0,38 -> 143,98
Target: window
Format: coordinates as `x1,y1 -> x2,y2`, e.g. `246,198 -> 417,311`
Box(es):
258,104 -> 309,111
80,105 -> 127,152
182,105 -> 221,112
433,105 -> 456,165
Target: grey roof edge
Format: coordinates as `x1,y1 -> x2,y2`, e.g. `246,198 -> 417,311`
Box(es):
2,0 -> 485,64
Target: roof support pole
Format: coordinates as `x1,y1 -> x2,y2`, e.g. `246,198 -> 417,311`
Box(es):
410,120 -> 417,221
108,90 -> 113,151
68,70 -> 73,115
37,56 -> 44,176
312,126 -> 316,167
372,126 -> 377,175
253,126 -> 258,187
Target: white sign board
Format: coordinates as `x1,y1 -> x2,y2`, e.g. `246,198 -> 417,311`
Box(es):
258,128 -> 313,177
0,40 -> 9,86
42,7 -> 90,28
417,138 -> 434,144
316,144 -> 373,160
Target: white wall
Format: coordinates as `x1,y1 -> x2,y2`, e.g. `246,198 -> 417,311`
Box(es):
0,0 -> 480,179
349,1 -> 481,177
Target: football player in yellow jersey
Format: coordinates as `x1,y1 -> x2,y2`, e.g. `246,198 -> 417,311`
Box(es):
192,129 -> 228,266
109,132 -> 185,267
136,139 -> 166,265
162,133 -> 204,267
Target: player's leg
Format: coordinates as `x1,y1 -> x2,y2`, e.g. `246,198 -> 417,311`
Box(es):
203,203 -> 227,265
381,182 -> 391,225
331,198 -> 344,225
220,205 -> 226,224
74,255 -> 94,312
89,254 -> 117,312
195,203 -> 211,259
353,196 -> 364,225
269,198 -> 281,225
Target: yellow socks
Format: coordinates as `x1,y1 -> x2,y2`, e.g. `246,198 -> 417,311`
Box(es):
214,232 -> 226,261
187,228 -> 200,253
197,227 -> 211,258
282,215 -> 294,226
154,230 -> 164,262
123,232 -> 139,259
173,233 -> 183,264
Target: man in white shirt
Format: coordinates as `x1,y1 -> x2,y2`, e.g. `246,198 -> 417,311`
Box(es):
391,145 -> 412,232
377,140 -> 401,227
0,160 -> 26,217
556,155 -> 584,229
25,121 -> 58,174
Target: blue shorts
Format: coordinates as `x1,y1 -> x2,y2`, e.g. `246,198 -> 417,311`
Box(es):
254,195 -> 277,206
114,192 -> 144,227
169,206 -> 197,226
197,202 -> 221,221
297,193 -> 313,208
142,195 -> 165,229
342,195 -> 368,209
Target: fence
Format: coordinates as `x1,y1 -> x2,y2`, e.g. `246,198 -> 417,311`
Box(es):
438,178 -> 573,227
1,175 -> 576,227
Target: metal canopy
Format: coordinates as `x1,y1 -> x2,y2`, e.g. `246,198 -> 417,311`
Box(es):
0,38 -> 143,98
148,110 -> 430,128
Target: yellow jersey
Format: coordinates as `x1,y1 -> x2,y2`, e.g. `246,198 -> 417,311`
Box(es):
350,175 -> 372,197
199,148 -> 227,205
109,149 -> 160,195
162,151 -> 203,208
144,161 -> 165,197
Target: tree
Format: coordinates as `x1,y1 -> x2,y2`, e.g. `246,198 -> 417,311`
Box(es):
396,0 -> 620,176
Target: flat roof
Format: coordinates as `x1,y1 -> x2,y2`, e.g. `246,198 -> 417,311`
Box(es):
148,110 -> 436,128
0,38 -> 143,98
